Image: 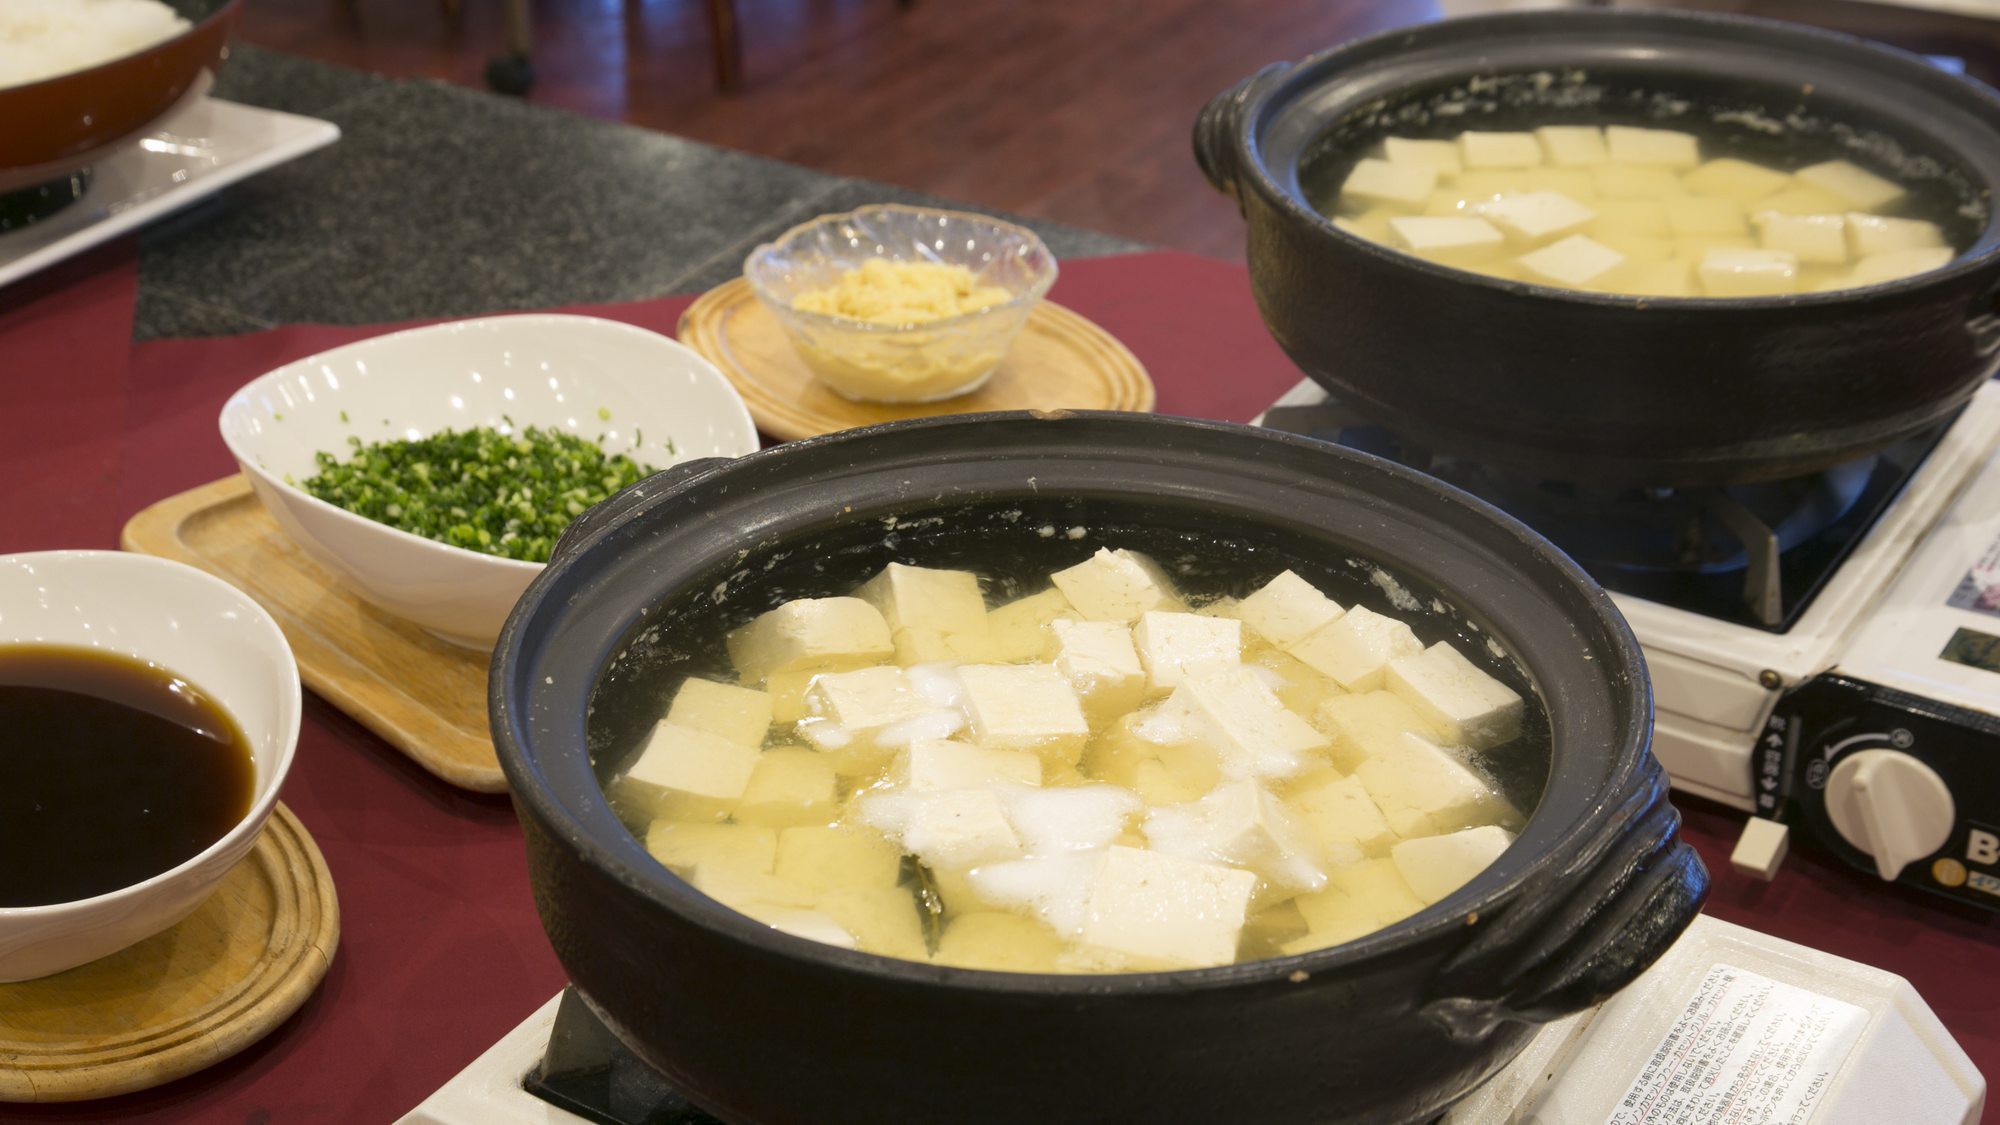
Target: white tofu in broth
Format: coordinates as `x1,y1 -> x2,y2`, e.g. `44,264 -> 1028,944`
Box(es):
1329,123 -> 1951,296
609,554 -> 1533,972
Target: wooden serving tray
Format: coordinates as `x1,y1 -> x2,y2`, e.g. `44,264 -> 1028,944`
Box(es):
0,804 -> 338,1102
122,476 -> 505,792
679,277 -> 1155,441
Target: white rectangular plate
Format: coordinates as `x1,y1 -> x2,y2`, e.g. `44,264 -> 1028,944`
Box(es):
0,96 -> 340,289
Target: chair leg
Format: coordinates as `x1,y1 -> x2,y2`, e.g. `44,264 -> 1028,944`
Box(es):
484,0 -> 536,95
705,0 -> 744,92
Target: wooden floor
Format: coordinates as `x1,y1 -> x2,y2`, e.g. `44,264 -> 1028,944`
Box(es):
241,0 -> 1438,258
241,0 -> 2000,259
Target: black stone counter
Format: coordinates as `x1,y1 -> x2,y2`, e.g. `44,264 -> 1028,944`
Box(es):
136,47 -> 1144,340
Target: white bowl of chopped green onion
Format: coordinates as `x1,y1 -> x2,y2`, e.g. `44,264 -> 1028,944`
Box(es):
218,314 -> 759,649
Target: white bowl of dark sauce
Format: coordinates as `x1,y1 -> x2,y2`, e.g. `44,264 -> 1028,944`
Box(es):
0,550 -> 300,982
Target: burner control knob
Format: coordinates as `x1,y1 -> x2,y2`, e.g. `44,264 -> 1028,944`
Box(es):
1823,749 -> 1955,881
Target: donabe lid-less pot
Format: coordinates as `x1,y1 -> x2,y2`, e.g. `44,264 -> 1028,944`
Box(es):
1194,10 -> 2000,487
490,412 -> 1707,1124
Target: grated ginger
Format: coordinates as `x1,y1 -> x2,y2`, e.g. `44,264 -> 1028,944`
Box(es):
793,259 -> 1011,325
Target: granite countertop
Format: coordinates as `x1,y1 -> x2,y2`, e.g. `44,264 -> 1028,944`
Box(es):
136,46 -> 1145,341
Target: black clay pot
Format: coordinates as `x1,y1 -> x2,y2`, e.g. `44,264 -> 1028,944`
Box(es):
1196,10 -> 2000,487
490,412 -> 1707,1125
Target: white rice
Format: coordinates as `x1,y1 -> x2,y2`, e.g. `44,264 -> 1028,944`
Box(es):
0,0 -> 192,90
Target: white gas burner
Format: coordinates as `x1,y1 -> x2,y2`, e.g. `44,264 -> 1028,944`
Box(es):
1259,379 -> 2000,907
398,915 -> 1982,1124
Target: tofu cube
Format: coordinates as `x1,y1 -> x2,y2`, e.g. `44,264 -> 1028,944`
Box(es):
801,666 -> 935,750
1458,131 -> 1543,170
1050,548 -> 1179,624
1286,769 -> 1399,859
613,721 -> 762,822
1593,230 -> 1676,264
1536,126 -> 1608,167
1392,825 -> 1516,905
984,588 -> 1077,662
1844,213 -> 1944,257
1238,570 -> 1346,649
1663,196 -> 1747,237
1478,192 -> 1595,245
857,562 -> 987,633
1340,157 -> 1437,209
665,677 -> 773,748
1516,234 -> 1624,289
1607,258 -> 1696,298
819,885 -> 927,960
735,748 -> 839,828
1383,136 -> 1463,177
1451,170 -> 1539,204
1291,858 -> 1426,945
737,905 -> 859,950
1753,211 -> 1847,264
1288,604 -> 1425,691
1248,647 -> 1345,719
1590,164 -> 1684,199
1698,248 -> 1800,297
1846,246 -> 1953,287
1674,234 -> 1756,261
1130,754 -> 1219,806
1383,641 -> 1524,750
1680,158 -> 1789,204
901,789 -> 1025,870
1355,731 -> 1519,838
1517,168 -> 1598,201
643,821 -> 779,877
958,663 -> 1092,762
773,825 -> 905,891
1143,780 -> 1326,895
892,626 -> 1001,666
727,597 -> 894,684
1078,846 -> 1258,969
1053,619 -> 1147,719
1163,666 -> 1329,780
1589,198 -> 1669,237
687,864 -> 818,909
1315,690 -> 1441,771
1387,216 -> 1507,267
899,738 -> 1042,790
935,912 -> 1066,972
1755,185 -> 1852,216
1795,160 -> 1905,210
1604,125 -> 1700,167
1132,611 -> 1242,694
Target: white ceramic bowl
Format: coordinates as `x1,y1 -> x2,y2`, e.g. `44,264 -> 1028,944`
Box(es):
217,314 -> 760,648
0,550 -> 301,982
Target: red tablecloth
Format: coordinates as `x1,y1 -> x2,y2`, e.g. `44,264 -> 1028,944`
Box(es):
1,249 -> 1993,1122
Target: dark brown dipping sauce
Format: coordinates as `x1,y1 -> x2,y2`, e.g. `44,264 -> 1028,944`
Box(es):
0,645 -> 256,908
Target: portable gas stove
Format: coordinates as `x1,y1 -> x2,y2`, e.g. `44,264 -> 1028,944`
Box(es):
400,915 -> 1979,1124
1260,378 -> 2000,905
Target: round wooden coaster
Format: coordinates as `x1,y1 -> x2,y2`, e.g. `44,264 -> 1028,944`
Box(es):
678,277 -> 1155,441
0,804 -> 339,1102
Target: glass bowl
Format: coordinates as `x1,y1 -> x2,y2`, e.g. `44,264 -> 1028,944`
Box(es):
743,205 -> 1058,403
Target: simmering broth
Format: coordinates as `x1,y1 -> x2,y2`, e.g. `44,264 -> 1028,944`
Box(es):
598,541 -> 1546,973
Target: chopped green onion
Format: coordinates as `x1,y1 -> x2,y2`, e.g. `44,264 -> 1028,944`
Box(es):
299,425 -> 655,563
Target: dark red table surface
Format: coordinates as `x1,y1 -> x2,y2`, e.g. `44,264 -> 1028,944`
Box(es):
1,247 -> 1993,1123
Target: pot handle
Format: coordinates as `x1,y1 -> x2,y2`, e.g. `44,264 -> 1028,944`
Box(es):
550,458 -> 730,566
1193,62 -> 1291,208
1421,768 -> 1709,1042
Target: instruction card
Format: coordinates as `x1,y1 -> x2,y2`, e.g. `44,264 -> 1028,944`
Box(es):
1607,964 -> 1867,1125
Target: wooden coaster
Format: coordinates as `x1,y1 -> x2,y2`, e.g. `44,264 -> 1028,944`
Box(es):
678,277 -> 1155,441
0,804 -> 339,1102
122,476 -> 504,792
